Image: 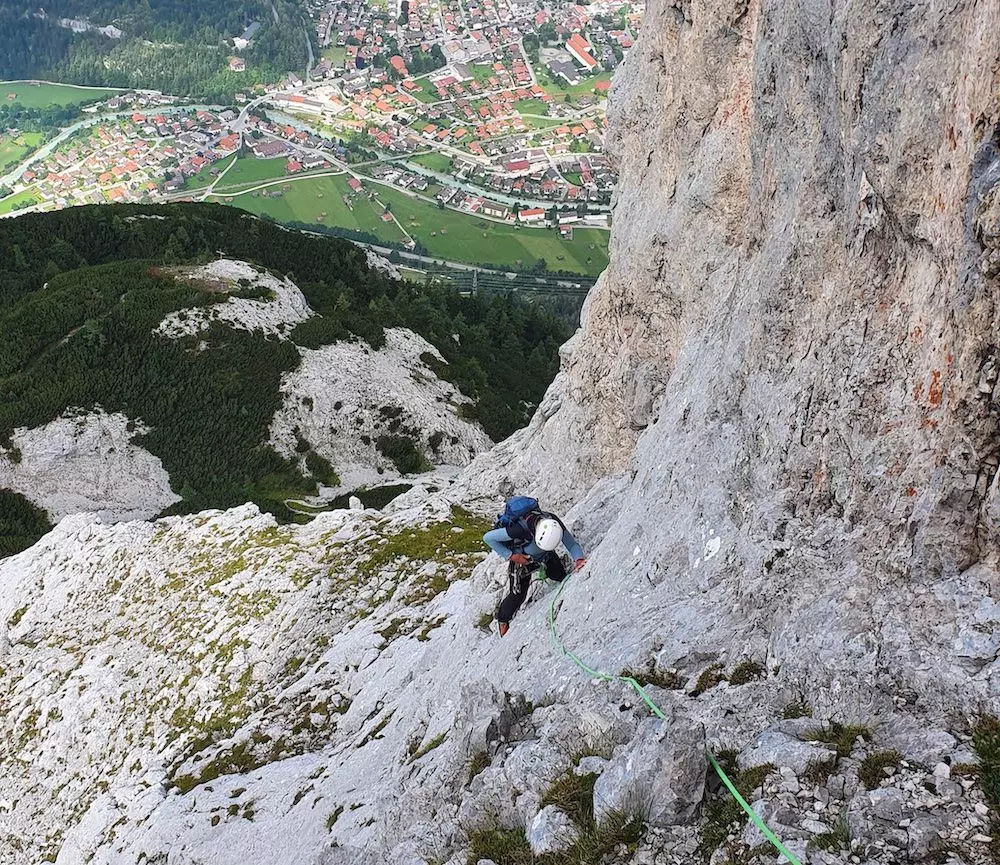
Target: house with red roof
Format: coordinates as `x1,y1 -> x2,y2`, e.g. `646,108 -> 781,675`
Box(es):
566,33 -> 598,70
518,207 -> 545,223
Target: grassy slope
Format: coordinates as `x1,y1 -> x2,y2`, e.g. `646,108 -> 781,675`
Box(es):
370,182 -> 609,274
0,131 -> 43,173
210,173 -> 408,243
0,81 -> 121,108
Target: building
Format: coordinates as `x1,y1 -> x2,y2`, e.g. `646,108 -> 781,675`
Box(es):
518,207 -> 545,223
228,56 -> 246,72
251,139 -> 289,158
234,21 -> 261,50
505,158 -> 532,176
482,200 -> 509,219
548,59 -> 581,85
566,33 -> 598,70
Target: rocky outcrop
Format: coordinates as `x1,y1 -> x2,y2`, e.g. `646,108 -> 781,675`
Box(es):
154,259 -> 313,340
269,327 -> 493,489
0,409 -> 179,521
593,717 -> 706,827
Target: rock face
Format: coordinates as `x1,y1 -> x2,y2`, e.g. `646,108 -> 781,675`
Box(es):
467,0 -> 1000,715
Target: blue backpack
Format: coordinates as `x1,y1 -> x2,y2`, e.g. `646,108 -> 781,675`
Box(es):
494,496 -> 540,533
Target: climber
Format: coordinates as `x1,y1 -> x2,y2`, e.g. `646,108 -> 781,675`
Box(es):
483,496 -> 586,637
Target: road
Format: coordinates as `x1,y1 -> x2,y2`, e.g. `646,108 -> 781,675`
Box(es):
355,241 -> 594,288
397,159 -> 611,214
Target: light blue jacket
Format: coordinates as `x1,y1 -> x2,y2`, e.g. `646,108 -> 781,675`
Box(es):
483,523 -> 584,563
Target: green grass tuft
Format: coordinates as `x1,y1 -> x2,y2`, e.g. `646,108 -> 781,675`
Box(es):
619,665 -> 684,690
540,772 -> 597,826
727,660 -> 764,686
697,762 -> 775,860
858,750 -> 902,789
467,749 -> 491,783
781,700 -> 812,719
466,825 -> 533,865
801,756 -> 838,785
326,804 -> 344,831
802,721 -> 869,758
810,816 -> 850,852
972,714 -> 1000,864
973,715 -> 1000,807
409,732 -> 447,761
691,663 -> 726,696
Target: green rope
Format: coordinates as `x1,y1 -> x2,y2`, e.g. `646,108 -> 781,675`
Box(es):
546,573 -> 803,865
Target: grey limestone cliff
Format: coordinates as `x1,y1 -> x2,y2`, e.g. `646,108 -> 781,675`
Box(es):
475,0 -> 1000,716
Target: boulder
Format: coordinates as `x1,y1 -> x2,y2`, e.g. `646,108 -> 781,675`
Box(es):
575,756 -> 609,776
738,727 -> 838,775
593,717 -> 705,827
907,814 -> 947,860
527,805 -> 580,855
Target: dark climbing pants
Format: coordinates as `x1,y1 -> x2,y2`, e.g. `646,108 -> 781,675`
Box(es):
496,552 -> 568,625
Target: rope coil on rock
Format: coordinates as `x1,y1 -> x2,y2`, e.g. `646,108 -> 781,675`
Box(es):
545,572 -> 804,865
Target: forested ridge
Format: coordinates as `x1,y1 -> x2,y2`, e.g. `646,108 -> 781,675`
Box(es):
0,0 -> 312,99
0,204 -> 569,553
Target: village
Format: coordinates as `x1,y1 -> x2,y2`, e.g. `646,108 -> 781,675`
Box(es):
0,0 -> 641,261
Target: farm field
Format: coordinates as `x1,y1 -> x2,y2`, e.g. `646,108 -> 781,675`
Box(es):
0,131 -> 43,172
369,182 -> 608,275
211,173 -> 408,244
213,171 -> 609,275
213,157 -> 291,188
409,151 -> 452,173
0,188 -> 39,215
0,81 -> 121,108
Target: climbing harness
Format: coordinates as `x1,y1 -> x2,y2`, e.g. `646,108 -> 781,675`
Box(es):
546,572 -> 804,865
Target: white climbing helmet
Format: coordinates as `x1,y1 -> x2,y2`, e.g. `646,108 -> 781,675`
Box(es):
534,517 -> 563,551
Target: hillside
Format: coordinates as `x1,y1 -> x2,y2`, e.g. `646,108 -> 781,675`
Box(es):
0,204 -> 568,552
2,2 -> 1000,865
0,0 -> 311,98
